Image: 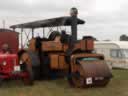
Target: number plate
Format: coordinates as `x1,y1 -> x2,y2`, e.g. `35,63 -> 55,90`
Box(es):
86,77 -> 93,85
14,66 -> 20,71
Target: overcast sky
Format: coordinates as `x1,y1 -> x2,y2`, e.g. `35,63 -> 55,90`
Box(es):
0,0 -> 128,40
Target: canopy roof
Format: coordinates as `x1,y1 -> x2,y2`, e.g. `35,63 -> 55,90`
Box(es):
10,16 -> 85,29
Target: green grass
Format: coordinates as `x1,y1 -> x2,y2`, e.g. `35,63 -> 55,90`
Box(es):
0,70 -> 128,96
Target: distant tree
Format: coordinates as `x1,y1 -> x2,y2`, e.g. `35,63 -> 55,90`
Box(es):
120,34 -> 128,41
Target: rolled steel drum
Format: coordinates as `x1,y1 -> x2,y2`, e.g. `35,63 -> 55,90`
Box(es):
70,60 -> 112,88
19,51 -> 34,85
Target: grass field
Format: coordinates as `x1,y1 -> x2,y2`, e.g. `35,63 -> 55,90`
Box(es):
0,70 -> 128,96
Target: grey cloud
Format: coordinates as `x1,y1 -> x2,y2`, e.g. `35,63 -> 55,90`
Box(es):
0,0 -> 128,40
0,0 -> 73,13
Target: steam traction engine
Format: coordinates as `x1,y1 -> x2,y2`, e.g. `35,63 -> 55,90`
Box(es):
10,8 -> 112,87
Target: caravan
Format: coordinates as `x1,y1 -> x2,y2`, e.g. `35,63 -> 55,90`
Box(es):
95,41 -> 128,69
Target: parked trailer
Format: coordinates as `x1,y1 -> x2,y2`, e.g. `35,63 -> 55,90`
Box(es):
95,41 -> 128,69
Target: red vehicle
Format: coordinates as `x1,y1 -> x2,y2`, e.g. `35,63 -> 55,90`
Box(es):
0,29 -> 33,85
0,52 -> 33,85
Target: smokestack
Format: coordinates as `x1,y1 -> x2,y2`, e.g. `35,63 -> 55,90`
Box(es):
70,7 -> 78,43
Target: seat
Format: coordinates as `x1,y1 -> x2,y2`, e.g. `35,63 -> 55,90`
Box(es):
48,31 -> 61,41
60,30 -> 71,44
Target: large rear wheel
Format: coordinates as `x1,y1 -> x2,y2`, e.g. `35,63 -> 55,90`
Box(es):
68,59 -> 112,88
22,63 -> 33,85
19,51 -> 34,85
0,78 -> 3,86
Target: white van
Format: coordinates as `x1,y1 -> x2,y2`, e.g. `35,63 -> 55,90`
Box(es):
95,41 -> 128,69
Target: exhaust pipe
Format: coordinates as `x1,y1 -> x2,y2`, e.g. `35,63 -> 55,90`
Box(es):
70,7 -> 78,44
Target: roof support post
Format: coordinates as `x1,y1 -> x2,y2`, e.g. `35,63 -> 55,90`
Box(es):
13,28 -> 15,32
32,28 -> 34,38
57,26 -> 59,31
43,28 -> 45,38
21,28 -> 23,49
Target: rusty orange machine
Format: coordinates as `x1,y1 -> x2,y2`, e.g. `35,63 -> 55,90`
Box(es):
10,8 -> 112,88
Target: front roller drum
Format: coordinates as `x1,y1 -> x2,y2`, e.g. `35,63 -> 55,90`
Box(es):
22,67 -> 33,85
68,62 -> 112,88
69,74 -> 111,88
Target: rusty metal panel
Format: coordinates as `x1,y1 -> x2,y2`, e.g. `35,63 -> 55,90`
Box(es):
50,54 -> 68,70
0,31 -> 19,53
59,55 -> 68,69
73,39 -> 94,52
80,40 -> 86,50
78,60 -> 111,78
86,39 -> 94,51
50,54 -> 59,69
42,41 -> 63,52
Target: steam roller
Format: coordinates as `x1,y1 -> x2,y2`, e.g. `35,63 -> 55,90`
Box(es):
18,34 -> 112,88
11,7 -> 112,88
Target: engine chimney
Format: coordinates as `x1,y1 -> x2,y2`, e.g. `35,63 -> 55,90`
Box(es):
70,7 -> 78,43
